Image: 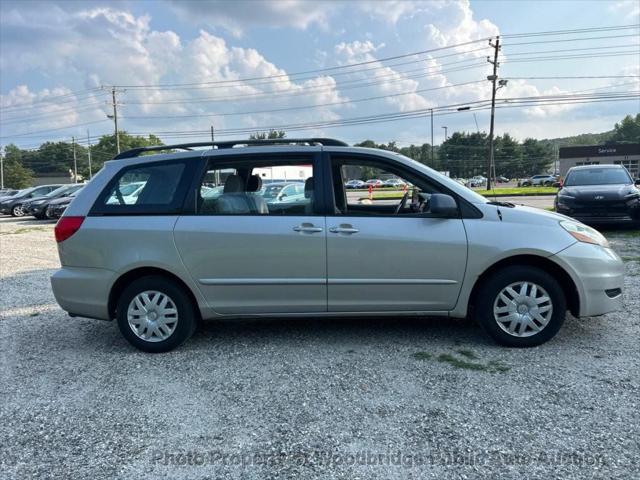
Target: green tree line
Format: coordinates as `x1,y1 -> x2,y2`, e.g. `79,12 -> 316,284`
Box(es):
1,114 -> 638,188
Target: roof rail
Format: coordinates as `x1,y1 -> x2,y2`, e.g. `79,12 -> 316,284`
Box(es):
113,138 -> 349,160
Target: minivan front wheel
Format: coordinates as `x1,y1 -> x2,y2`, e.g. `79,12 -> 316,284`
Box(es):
116,276 -> 196,352
475,266 -> 567,347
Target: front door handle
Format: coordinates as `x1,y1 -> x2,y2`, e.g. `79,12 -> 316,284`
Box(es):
329,225 -> 359,234
293,223 -> 323,233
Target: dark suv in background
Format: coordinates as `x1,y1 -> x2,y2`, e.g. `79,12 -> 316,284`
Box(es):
555,165 -> 640,226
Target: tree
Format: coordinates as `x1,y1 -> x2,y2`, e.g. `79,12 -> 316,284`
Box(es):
88,133 -> 164,175
249,130 -> 286,140
609,114 -> 640,144
520,139 -> 554,177
1,145 -> 34,188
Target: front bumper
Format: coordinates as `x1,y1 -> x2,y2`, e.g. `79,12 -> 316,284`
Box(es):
556,198 -> 640,225
51,267 -> 114,320
552,242 -> 624,317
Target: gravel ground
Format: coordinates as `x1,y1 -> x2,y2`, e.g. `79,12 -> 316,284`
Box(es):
0,215 -> 638,479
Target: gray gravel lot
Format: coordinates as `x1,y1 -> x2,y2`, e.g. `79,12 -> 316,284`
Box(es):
1,215 -> 639,479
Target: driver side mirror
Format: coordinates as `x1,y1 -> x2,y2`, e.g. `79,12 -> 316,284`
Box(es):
429,193 -> 458,217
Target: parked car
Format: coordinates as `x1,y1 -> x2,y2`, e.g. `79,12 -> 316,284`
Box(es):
22,184 -> 84,219
260,182 -> 307,208
365,179 -> 384,187
51,138 -> 622,352
383,178 -> 406,188
519,175 -> 556,187
45,189 -> 84,219
0,184 -> 62,216
496,176 -> 510,183
555,165 -> 640,226
0,188 -> 19,198
344,179 -> 366,189
465,178 -> 484,188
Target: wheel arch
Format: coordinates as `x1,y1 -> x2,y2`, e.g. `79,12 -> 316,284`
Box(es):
108,266 -> 201,320
468,254 -> 580,317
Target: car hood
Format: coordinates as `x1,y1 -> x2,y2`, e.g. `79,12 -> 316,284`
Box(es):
478,202 -> 573,227
559,184 -> 636,201
23,195 -> 49,205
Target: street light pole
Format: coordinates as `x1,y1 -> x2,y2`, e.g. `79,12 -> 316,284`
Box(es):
442,126 -> 448,142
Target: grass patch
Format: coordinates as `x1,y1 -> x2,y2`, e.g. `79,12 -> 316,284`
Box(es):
437,353 -> 487,371
487,360 -> 511,373
622,256 -> 640,262
412,350 -> 510,373
456,349 -> 479,360
477,187 -> 558,197
412,351 -> 433,361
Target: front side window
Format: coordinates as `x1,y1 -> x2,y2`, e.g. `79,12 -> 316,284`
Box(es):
330,156 -> 453,216
92,161 -> 190,215
197,157 -> 315,216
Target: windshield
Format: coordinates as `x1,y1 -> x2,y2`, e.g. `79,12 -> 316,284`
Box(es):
46,185 -> 72,197
565,168 -> 632,186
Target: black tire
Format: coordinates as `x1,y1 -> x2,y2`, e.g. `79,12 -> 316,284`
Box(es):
11,204 -> 24,217
116,275 -> 197,353
474,266 -> 567,347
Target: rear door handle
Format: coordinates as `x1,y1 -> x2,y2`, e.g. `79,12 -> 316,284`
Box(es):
293,223 -> 323,233
329,226 -> 359,234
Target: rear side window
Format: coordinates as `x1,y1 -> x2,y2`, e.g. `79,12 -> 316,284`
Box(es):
92,161 -> 192,215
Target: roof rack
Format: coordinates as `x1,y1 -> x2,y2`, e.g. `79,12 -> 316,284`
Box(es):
113,138 -> 349,160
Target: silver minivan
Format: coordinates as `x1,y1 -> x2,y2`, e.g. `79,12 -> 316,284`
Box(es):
51,138 -> 624,352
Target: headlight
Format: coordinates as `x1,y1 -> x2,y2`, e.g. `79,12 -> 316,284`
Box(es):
560,220 -> 609,248
557,194 -> 575,200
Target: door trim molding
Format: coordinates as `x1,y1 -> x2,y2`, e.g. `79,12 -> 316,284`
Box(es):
199,278 -> 326,286
327,278 -> 457,285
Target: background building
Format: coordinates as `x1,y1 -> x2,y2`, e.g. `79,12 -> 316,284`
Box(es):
559,144 -> 640,178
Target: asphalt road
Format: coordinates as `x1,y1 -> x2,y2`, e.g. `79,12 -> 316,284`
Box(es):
1,216 -> 638,479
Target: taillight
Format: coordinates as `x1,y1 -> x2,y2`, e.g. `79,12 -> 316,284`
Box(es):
55,216 -> 84,243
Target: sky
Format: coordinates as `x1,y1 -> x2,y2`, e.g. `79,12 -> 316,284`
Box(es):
0,0 -> 638,150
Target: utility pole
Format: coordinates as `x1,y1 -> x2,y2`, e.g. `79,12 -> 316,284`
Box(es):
72,136 -> 78,183
442,126 -> 448,141
0,146 -> 4,189
211,125 -> 220,185
211,125 -> 215,143
111,87 -> 120,154
430,109 -> 434,165
486,36 -> 500,190
87,130 -> 93,179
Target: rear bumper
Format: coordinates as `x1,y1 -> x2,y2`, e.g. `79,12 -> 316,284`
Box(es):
51,267 -> 114,320
552,242 -> 624,317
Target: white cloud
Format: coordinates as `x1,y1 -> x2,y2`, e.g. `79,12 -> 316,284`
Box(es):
166,0 -> 330,36
0,5 -> 346,142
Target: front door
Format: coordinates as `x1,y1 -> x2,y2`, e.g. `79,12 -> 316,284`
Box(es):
325,154 -> 468,312
174,153 -> 327,314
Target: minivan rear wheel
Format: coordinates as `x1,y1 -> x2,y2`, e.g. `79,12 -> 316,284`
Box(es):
475,266 -> 567,347
116,275 -> 197,353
